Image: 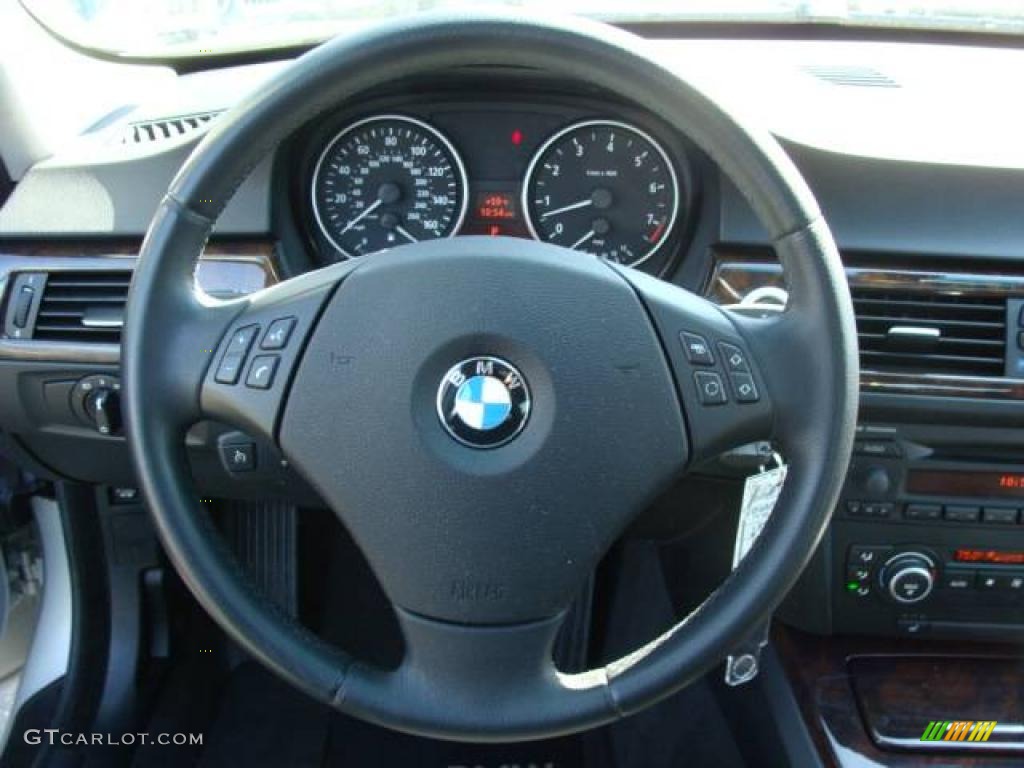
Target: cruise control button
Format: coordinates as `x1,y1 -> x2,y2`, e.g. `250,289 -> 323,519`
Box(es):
680,333 -> 714,365
215,352 -> 246,385
718,342 -> 750,373
227,325 -> 259,355
246,355 -> 279,389
693,371 -> 727,405
261,317 -> 296,350
729,372 -> 759,403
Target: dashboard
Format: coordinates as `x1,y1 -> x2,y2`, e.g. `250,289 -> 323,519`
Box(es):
4,38 -> 1024,649
288,88 -> 696,276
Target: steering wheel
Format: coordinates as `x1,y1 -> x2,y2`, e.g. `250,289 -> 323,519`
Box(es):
123,11 -> 857,742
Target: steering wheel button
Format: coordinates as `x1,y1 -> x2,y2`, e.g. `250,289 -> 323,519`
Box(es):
693,371 -> 727,405
261,317 -> 296,350
215,352 -> 246,384
246,355 -> 279,389
228,324 -> 260,354
680,332 -> 714,365
718,342 -> 750,373
729,372 -> 759,403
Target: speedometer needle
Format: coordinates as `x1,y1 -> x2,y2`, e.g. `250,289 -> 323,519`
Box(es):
540,199 -> 593,219
395,224 -> 418,244
339,199 -> 382,235
570,230 -> 596,250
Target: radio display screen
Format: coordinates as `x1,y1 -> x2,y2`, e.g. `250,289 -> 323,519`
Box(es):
906,469 -> 1024,499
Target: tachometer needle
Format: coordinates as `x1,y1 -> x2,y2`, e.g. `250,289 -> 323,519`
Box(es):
570,230 -> 596,250
395,224 -> 418,244
540,199 -> 593,219
339,199 -> 382,235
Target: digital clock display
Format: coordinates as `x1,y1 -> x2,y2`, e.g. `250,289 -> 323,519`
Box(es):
475,191 -> 518,221
906,469 -> 1024,498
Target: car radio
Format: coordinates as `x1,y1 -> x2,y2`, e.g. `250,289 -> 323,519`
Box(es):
806,425 -> 1024,639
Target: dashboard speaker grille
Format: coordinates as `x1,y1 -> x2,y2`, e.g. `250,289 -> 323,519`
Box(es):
852,287 -> 1007,377
33,271 -> 132,343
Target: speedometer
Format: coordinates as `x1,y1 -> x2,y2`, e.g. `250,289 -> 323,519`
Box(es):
523,120 -> 679,267
311,115 -> 468,259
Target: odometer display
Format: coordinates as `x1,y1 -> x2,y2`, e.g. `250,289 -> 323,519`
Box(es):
523,120 -> 679,267
311,115 -> 468,258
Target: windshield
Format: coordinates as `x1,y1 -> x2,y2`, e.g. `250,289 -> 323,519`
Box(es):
21,0 -> 1024,58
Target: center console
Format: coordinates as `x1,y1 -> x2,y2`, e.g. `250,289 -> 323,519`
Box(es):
827,425 -> 1024,639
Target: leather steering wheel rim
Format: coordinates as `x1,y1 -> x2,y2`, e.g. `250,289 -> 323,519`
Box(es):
124,11 -> 858,742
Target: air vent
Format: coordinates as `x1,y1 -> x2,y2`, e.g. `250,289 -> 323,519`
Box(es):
120,110 -> 223,145
802,65 -> 900,88
853,288 -> 1007,377
33,271 -> 132,344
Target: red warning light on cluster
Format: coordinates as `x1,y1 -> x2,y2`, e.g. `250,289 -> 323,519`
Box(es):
511,129 -> 524,146
475,191 -> 518,221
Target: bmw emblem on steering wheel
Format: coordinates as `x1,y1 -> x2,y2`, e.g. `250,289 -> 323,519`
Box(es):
437,356 -> 531,448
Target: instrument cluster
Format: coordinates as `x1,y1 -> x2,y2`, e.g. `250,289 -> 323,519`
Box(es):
299,97 -> 695,275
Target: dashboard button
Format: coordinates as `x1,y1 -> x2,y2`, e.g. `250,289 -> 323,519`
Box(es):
905,503 -> 942,521
246,355 -> 279,390
729,372 -> 759,403
215,352 -> 246,385
864,502 -> 895,519
944,505 -> 981,523
983,507 -> 1019,524
261,317 -> 296,350
849,545 -> 892,566
978,573 -> 1001,590
680,333 -> 714,365
718,342 -> 750,373
220,441 -> 256,473
693,372 -> 727,405
847,564 -> 871,582
942,571 -> 976,590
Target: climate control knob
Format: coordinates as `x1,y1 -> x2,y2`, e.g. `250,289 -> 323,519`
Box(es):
880,552 -> 936,604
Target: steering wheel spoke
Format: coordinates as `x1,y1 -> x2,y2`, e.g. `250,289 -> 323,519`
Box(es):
343,609 -> 615,740
199,263 -> 354,440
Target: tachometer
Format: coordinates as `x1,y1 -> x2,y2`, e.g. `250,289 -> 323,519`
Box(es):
523,120 -> 679,267
311,115 -> 468,258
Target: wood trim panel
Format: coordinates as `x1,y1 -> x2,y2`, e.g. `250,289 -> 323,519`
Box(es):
774,626 -> 1024,767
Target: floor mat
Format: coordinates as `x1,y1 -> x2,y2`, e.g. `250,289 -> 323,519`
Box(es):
186,662 -> 585,768
322,714 -> 585,768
